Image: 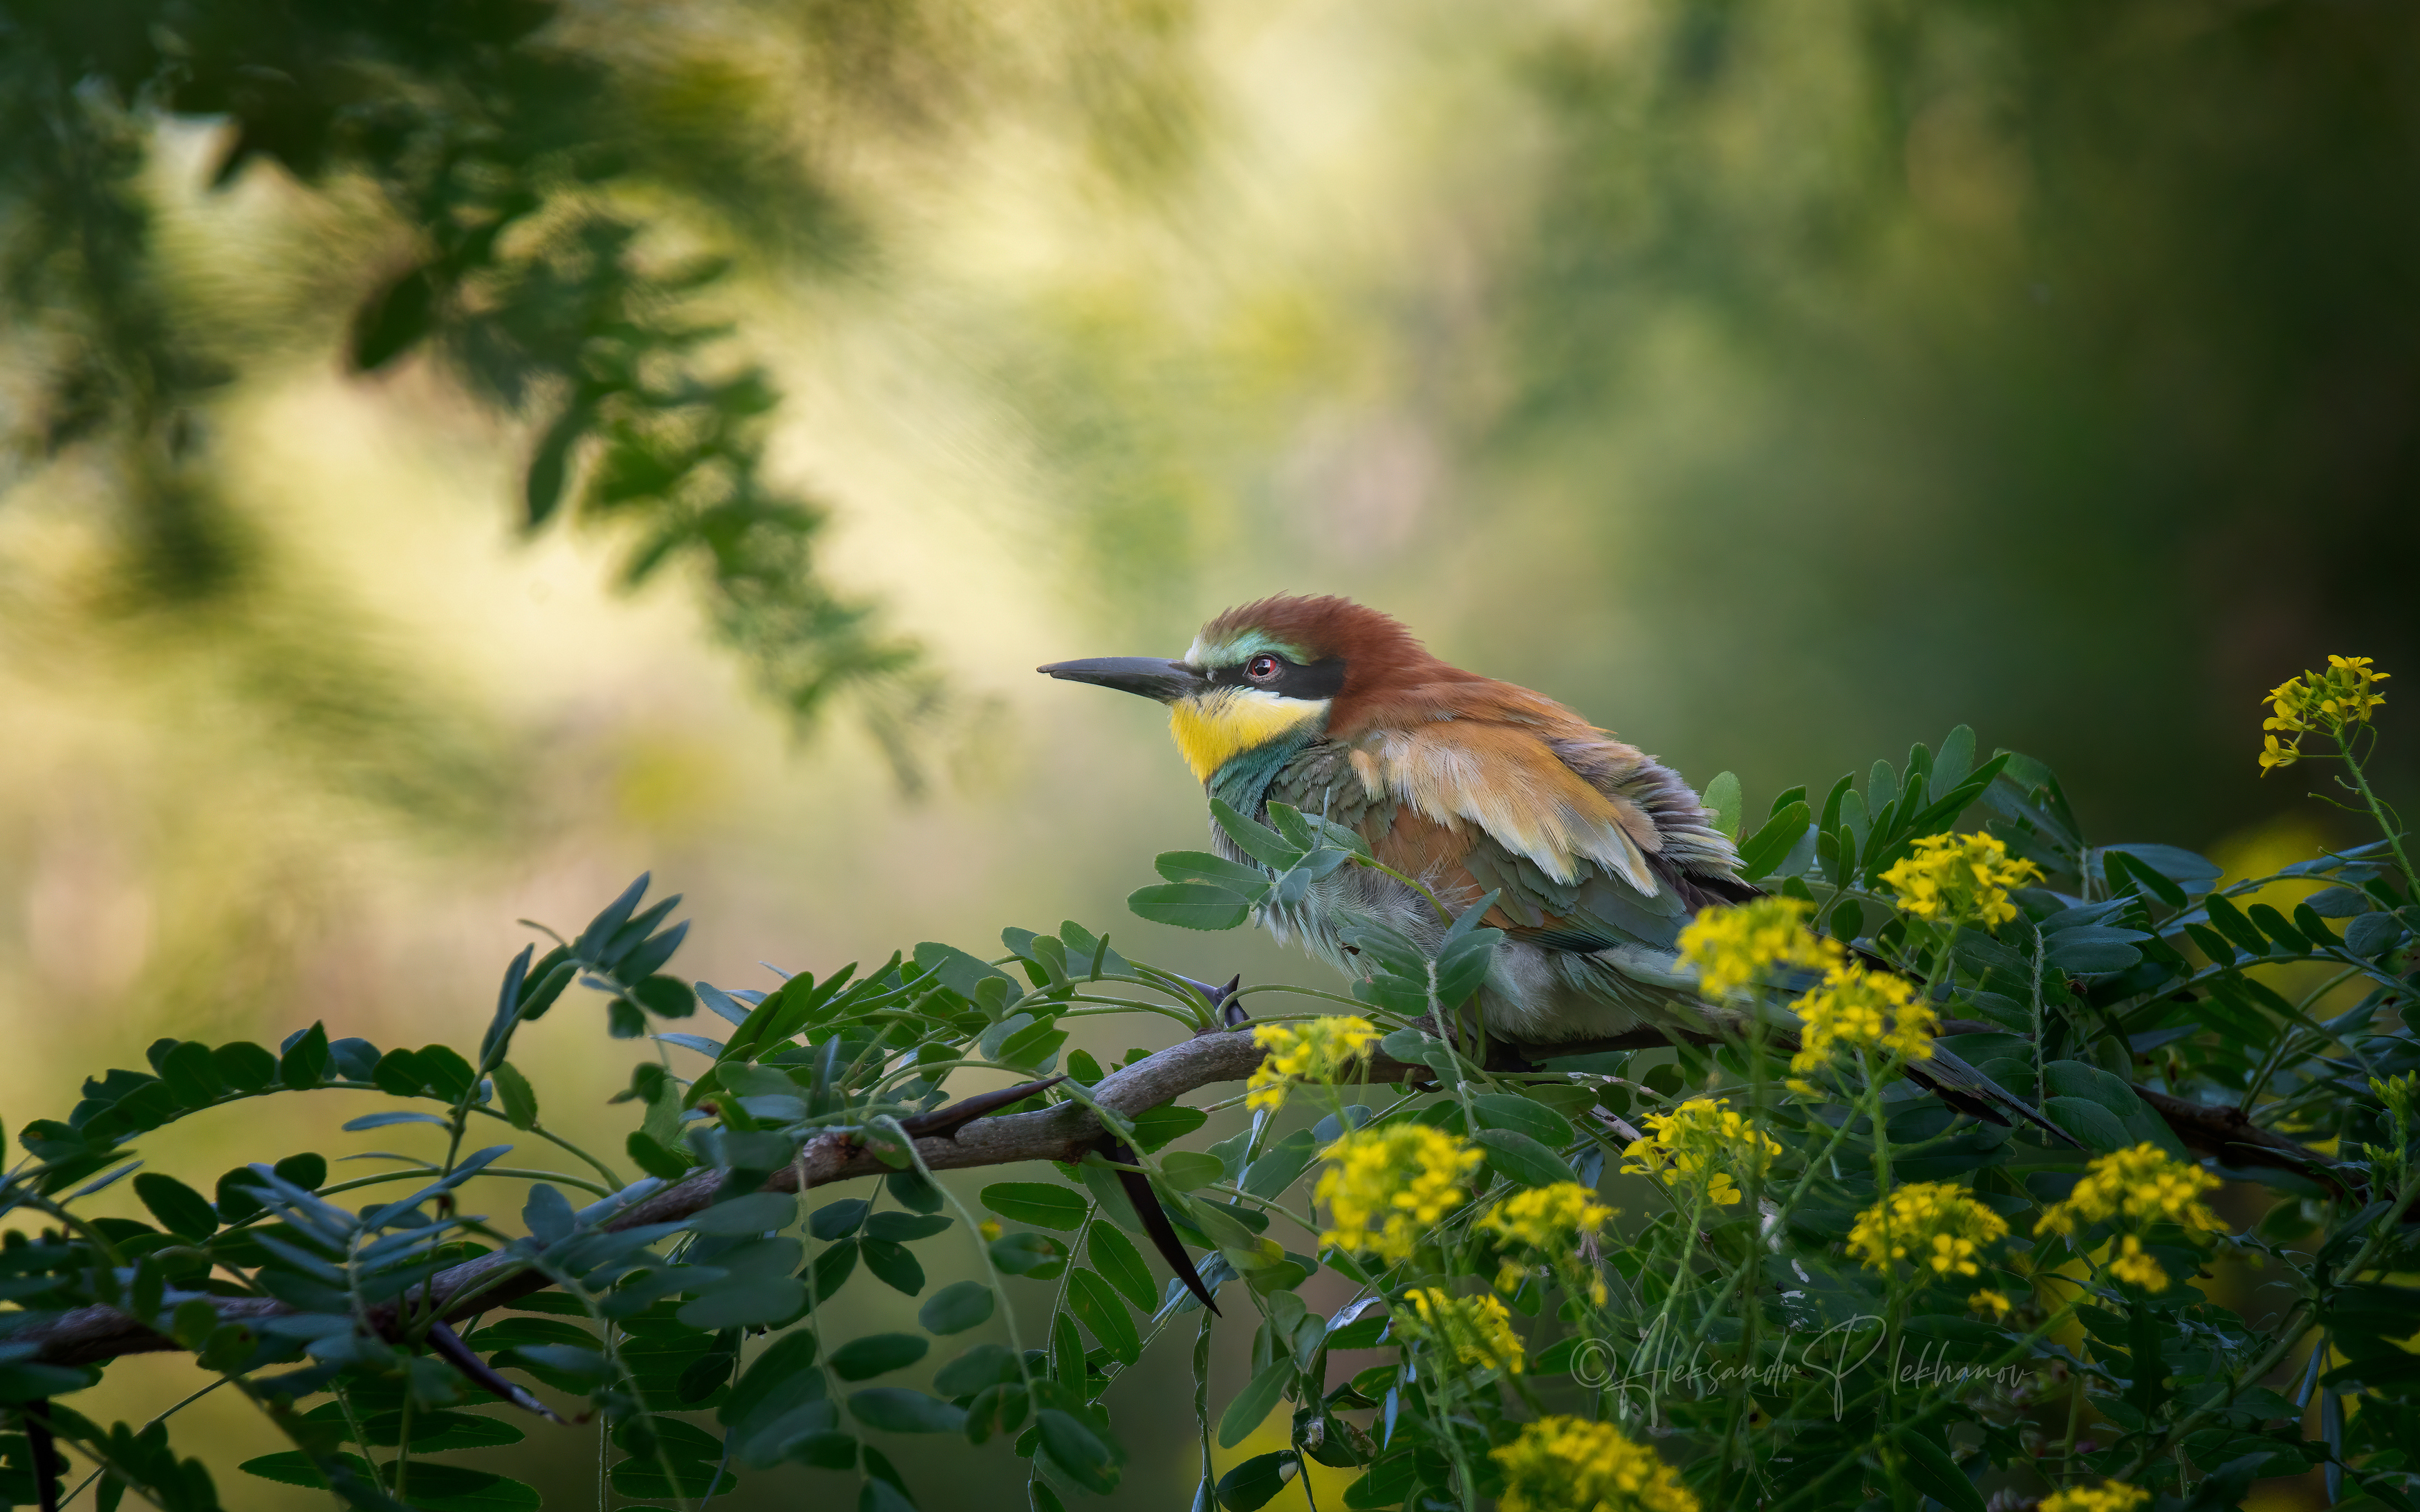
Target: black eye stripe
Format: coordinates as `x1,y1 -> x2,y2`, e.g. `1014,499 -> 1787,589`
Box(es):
1203,655 -> 1346,700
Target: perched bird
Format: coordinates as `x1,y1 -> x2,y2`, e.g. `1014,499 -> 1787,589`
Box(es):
1041,593 -> 2059,1130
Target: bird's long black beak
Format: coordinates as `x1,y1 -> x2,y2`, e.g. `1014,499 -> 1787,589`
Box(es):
1037,657 -> 1208,704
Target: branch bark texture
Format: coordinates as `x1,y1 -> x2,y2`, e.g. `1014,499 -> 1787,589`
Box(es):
29,1029 -> 1397,1368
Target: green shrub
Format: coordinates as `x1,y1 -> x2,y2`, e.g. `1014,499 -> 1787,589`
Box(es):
0,658 -> 2412,1512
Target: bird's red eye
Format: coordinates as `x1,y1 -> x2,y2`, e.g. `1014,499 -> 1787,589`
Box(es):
1247,655 -> 1281,681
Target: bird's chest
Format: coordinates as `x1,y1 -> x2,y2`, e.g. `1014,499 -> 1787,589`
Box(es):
1204,738 -> 1430,973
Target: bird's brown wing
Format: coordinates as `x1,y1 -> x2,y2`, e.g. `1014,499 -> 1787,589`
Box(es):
1342,720 -> 1665,893
1274,722 -> 1700,951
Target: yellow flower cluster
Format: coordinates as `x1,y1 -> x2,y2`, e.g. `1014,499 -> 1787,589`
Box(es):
1492,1416 -> 1700,1512
1315,1123 -> 1484,1264
1968,1288 -> 2014,1320
2039,1482 -> 2149,1512
1480,1182 -> 1616,1253
1879,831 -> 2043,928
1481,1182 -> 1617,1304
2262,655 -> 2390,774
1847,1182 -> 2009,1278
1246,1015 -> 1379,1112
2034,1143 -> 2223,1293
1788,963 -> 1937,1088
1620,1099 -> 1781,1207
1677,897 -> 1843,1000
1400,1287 -> 1526,1375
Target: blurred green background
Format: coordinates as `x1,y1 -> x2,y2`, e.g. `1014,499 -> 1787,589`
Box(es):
3,0 -> 2412,1505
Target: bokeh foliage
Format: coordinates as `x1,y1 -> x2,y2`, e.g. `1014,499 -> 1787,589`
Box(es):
0,0 -> 926,772
1484,0 -> 2420,837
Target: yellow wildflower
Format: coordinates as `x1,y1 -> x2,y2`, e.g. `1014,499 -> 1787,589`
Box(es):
1621,1099 -> 1780,1207
978,1219 -> 1002,1243
2035,1144 -> 2223,1238
1493,1416 -> 1699,1512
1879,831 -> 2043,928
1677,897 -> 1843,1000
1400,1287 -> 1525,1375
2034,1144 -> 2222,1293
1789,963 -> 1937,1079
2107,1235 -> 2167,1291
1481,1182 -> 1617,1305
1314,1123 -> 1484,1264
1493,1259 -> 1532,1295
1246,1015 -> 1379,1112
1480,1182 -> 1616,1253
1847,1182 -> 2009,1278
2375,1072 -> 2417,1123
1968,1288 -> 2013,1320
2039,1482 -> 2150,1512
2260,655 -> 2390,773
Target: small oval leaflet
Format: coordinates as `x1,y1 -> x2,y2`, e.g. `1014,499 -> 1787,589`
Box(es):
920,1280 -> 996,1335
1471,1128 -> 1576,1188
830,1332 -> 929,1381
847,1388 -> 967,1435
688,1190 -> 799,1236
1126,882 -> 1252,931
980,1182 -> 1090,1231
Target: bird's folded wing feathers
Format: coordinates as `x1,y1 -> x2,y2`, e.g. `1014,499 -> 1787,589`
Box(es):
1347,722 -> 1664,893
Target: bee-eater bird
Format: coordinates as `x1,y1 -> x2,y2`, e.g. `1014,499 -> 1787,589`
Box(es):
1041,593 -> 2060,1132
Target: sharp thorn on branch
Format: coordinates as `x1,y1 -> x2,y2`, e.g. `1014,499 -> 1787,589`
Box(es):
24,1400 -> 59,1512
425,1321 -> 565,1423
1098,1134 -> 1220,1315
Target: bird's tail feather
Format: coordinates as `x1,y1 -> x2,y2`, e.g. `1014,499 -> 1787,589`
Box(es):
1603,944 -> 2081,1147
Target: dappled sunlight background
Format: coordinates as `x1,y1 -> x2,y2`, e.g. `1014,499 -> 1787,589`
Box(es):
3,0 -> 2413,1504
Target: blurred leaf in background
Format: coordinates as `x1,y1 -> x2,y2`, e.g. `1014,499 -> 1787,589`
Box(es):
1476,0 -> 2420,837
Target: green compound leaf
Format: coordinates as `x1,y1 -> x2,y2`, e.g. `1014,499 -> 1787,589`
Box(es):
1155,850 -> 1275,893
390,1464 -> 548,1510
1086,1222 -> 1158,1312
831,1333 -> 931,1381
133,1173 -> 218,1240
920,1280 -> 996,1335
866,1211 -> 951,1242
982,1182 -> 1090,1231
677,1274 -> 807,1329
1703,770 -> 1744,840
1894,1428 -> 1985,1512
2042,1096 -> 2134,1152
812,1239 -> 860,1301
862,1238 -> 926,1296
1065,1267 -> 1140,1364
1039,1406 -> 1123,1495
1132,1103 -> 1211,1152
989,1231 -> 1068,1278
1158,1151 -> 1226,1191
239,1451 -> 375,1490
1127,884 -> 1253,931
490,1061 -> 540,1130
1472,1128 -> 1577,1187
1738,801 -> 1812,882
936,1343 -> 1021,1397
689,1190 -> 798,1235
1470,1093 -> 1575,1148
1218,1356 -> 1294,1448
848,1388 -> 967,1435
1217,1450 -> 1301,1511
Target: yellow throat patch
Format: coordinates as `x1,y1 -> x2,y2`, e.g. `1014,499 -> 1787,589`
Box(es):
1168,689 -> 1328,783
